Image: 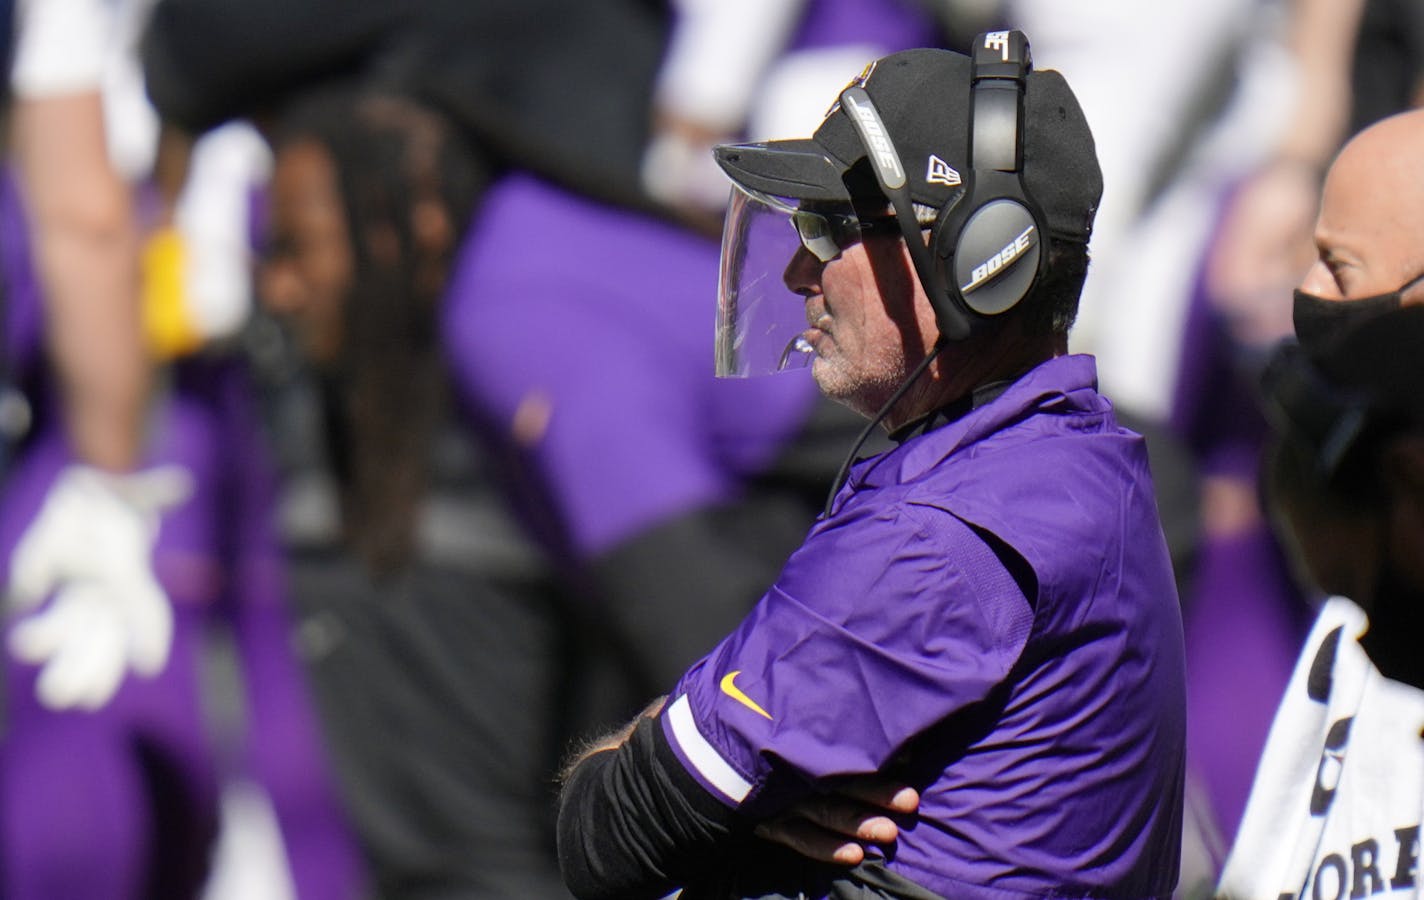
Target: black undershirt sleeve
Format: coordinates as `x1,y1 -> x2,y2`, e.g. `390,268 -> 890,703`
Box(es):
557,714 -> 746,900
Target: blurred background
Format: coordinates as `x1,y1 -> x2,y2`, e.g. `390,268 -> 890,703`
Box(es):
0,0 -> 1418,896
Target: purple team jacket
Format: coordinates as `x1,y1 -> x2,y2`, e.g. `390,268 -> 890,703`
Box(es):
665,354 -> 1187,898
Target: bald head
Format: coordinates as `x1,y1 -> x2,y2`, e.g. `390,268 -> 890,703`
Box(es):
1298,109 -> 1424,301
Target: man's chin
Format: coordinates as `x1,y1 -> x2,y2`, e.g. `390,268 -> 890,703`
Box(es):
810,360 -> 855,408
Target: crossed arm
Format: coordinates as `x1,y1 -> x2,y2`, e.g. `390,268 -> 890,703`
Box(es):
557,696 -> 918,900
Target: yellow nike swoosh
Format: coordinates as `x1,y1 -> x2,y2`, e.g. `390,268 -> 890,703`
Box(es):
720,671 -> 773,720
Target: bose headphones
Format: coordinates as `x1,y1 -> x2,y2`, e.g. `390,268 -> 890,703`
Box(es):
841,30 -> 1048,342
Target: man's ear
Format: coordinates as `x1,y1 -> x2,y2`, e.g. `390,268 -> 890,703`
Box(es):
863,233 -> 933,359
410,197 -> 455,297
411,197 -> 454,255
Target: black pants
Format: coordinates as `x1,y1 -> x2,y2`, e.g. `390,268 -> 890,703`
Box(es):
287,550 -> 575,899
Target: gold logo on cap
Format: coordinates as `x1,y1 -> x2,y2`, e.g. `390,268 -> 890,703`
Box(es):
823,59 -> 880,122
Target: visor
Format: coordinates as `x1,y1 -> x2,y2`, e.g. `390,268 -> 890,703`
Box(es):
717,178 -> 891,377
713,140 -> 855,204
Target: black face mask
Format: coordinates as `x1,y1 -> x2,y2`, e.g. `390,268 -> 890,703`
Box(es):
1293,269 -> 1424,358
1293,289 -> 1403,358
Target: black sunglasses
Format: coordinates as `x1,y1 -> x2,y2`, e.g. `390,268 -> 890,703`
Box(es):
791,209 -> 904,263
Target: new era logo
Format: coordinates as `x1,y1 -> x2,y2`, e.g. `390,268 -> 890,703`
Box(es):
926,155 -> 961,187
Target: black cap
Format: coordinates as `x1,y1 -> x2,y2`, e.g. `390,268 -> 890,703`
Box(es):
714,46 -> 1102,244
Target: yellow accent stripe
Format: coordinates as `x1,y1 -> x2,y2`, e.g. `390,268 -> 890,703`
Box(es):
142,227 -> 203,360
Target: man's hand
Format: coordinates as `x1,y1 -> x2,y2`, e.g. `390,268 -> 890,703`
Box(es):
6,463 -> 192,710
754,778 -> 920,866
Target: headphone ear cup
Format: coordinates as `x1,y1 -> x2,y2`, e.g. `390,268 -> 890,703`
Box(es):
950,198 -> 1041,316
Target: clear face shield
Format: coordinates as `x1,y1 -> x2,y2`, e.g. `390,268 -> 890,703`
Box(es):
716,182 -> 897,377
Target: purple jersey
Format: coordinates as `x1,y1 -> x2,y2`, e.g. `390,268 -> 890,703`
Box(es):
664,355 -> 1186,898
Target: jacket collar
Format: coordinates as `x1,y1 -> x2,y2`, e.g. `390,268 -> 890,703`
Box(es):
833,354 -> 1104,508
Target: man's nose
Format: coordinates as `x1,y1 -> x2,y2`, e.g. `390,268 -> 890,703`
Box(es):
1297,261 -> 1343,300
783,246 -> 826,296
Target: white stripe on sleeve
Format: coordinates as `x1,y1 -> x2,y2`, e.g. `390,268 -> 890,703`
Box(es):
666,694 -> 752,804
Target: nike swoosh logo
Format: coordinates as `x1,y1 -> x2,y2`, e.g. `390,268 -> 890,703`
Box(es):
720,671 -> 773,720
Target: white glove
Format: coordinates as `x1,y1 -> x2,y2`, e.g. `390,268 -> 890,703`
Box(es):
6,464 -> 193,710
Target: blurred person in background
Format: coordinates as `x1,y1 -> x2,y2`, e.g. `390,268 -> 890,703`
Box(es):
140,3 -> 627,896
1171,0 -> 1424,866
1218,310 -> 1424,894
257,86 -> 578,898
141,1 -> 676,895
1210,108 -> 1424,896
1,0 -> 364,896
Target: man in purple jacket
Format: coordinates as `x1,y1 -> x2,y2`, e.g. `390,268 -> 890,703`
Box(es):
558,32 -> 1187,900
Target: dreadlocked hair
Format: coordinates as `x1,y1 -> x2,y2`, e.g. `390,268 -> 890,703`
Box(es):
271,86 -> 490,575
